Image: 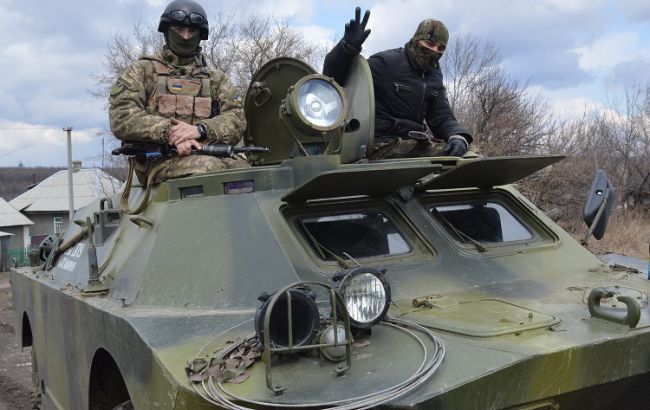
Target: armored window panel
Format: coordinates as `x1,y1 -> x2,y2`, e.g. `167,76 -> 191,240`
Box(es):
421,190 -> 560,254
298,211 -> 410,261
431,202 -> 532,244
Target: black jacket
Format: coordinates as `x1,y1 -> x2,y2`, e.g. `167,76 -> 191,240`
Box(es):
323,41 -> 472,142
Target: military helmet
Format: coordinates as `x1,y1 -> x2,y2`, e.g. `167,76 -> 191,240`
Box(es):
412,19 -> 449,47
158,0 -> 209,40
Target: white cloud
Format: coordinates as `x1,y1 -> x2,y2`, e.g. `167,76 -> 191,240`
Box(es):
24,97 -> 106,127
551,97 -> 606,120
615,0 -> 650,21
295,24 -> 336,65
144,0 -> 167,6
295,25 -> 335,45
207,0 -> 318,22
0,38 -> 100,89
575,31 -> 643,71
0,2 -> 31,40
0,120 -> 102,167
528,85 -> 606,120
365,0 -> 604,54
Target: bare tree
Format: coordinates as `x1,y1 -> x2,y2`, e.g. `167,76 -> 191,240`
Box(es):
441,34 -> 556,156
442,34 -> 500,112
602,86 -> 650,196
90,23 -> 163,100
202,12 -> 238,76
90,14 -> 321,100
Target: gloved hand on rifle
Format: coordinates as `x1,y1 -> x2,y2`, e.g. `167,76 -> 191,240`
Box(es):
442,135 -> 469,157
342,7 -> 371,53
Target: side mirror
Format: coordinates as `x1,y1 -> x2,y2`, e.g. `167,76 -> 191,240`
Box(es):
583,170 -> 616,241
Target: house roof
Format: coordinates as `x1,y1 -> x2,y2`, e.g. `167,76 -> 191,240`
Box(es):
0,230 -> 14,238
10,168 -> 122,213
0,198 -> 33,227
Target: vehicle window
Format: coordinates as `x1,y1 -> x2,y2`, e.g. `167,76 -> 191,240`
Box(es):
430,202 -> 532,244
297,212 -> 410,261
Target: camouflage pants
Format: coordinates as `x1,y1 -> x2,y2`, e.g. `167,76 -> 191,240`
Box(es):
136,155 -> 250,184
368,137 -> 446,160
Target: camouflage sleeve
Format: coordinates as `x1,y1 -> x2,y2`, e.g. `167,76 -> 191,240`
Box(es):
200,70 -> 246,145
108,61 -> 171,143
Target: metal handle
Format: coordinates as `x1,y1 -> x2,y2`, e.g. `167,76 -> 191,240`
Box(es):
100,197 -> 113,211
587,288 -> 641,328
252,82 -> 272,107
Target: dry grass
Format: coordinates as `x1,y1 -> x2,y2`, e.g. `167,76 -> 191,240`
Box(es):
574,210 -> 650,259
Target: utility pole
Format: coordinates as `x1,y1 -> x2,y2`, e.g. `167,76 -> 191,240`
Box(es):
63,127 -> 75,222
101,137 -> 105,171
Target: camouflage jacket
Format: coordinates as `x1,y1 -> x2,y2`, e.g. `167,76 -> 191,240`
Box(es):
109,47 -> 246,146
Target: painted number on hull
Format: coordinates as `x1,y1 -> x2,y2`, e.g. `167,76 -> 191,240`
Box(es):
59,243 -> 86,272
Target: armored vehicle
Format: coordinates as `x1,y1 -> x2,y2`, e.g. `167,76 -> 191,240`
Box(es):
11,56 -> 650,410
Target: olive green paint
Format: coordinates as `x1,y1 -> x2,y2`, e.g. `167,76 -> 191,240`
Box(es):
11,57 -> 650,409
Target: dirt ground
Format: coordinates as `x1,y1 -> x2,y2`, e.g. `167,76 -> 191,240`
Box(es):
0,271 -> 33,410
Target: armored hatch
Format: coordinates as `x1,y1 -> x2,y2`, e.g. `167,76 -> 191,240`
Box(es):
245,56 -> 374,165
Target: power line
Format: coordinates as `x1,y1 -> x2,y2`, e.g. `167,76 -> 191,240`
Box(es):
0,144 -> 35,158
0,127 -> 62,130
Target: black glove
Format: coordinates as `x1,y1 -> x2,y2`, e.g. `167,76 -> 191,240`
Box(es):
442,135 -> 469,157
342,7 -> 371,52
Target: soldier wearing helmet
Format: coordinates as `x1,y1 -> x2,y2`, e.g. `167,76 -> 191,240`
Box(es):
109,0 -> 247,184
323,8 -> 472,159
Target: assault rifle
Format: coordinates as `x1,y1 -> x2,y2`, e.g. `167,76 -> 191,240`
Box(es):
111,142 -> 269,159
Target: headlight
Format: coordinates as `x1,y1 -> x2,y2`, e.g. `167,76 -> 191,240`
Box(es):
337,267 -> 391,329
284,75 -> 348,133
319,324 -> 349,362
254,287 -> 320,350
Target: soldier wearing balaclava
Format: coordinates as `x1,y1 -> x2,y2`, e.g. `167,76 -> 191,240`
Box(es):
109,0 -> 248,184
323,8 -> 472,159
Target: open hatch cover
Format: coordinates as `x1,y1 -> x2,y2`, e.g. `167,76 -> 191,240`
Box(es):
281,155 -> 565,203
281,164 -> 441,203
415,155 -> 565,191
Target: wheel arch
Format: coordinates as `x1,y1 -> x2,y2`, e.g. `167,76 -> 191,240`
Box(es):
88,348 -> 131,410
21,311 -> 33,347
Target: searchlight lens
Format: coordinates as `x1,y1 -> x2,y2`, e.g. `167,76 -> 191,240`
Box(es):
339,270 -> 390,329
293,77 -> 345,130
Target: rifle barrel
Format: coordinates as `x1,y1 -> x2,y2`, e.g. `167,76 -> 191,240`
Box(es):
112,142 -> 269,158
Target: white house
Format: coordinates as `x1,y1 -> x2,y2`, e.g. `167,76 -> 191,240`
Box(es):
10,161 -> 122,246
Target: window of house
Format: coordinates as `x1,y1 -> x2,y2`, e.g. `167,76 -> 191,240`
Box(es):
53,217 -> 63,234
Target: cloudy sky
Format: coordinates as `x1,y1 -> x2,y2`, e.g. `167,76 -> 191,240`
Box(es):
1,0 -> 650,167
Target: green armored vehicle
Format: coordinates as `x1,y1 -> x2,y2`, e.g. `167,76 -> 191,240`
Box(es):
11,56 -> 650,410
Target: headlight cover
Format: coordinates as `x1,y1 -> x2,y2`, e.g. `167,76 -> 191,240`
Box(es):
337,267 -> 391,329
285,75 -> 348,133
254,286 -> 320,349
319,324 -> 349,362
